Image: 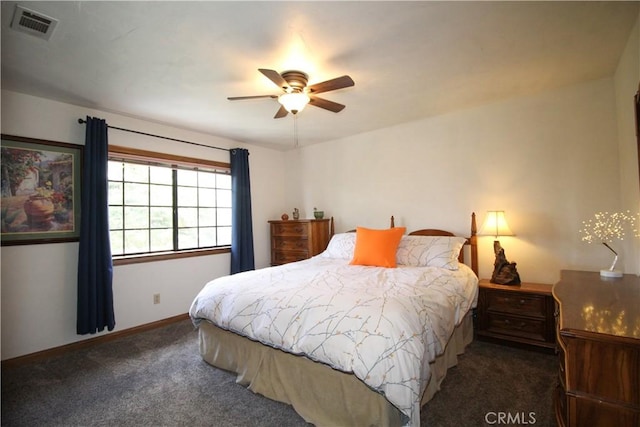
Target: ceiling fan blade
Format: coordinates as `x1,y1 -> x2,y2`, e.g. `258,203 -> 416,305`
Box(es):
309,96 -> 346,113
307,75 -> 354,94
274,105 -> 289,119
227,95 -> 277,101
259,68 -> 288,89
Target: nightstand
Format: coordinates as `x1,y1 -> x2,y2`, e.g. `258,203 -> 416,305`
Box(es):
476,279 -> 555,352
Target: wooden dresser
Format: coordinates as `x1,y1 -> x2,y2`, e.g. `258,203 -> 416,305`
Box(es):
476,279 -> 556,352
553,270 -> 640,427
268,219 -> 332,266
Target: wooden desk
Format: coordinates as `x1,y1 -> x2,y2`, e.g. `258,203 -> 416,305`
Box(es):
553,270 -> 640,427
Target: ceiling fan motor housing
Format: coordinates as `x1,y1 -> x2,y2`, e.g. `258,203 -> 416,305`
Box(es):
281,70 -> 308,92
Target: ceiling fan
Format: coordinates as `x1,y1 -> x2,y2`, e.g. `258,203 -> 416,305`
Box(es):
228,69 -> 355,118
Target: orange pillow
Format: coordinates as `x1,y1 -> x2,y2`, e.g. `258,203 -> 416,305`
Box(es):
350,227 -> 406,268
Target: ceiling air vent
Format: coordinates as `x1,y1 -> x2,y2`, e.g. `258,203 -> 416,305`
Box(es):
10,5 -> 58,41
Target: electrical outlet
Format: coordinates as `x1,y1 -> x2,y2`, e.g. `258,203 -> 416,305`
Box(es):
153,293 -> 160,304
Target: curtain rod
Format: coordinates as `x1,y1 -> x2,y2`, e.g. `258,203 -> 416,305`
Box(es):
77,118 -> 230,153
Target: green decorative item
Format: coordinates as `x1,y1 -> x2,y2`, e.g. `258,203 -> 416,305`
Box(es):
313,207 -> 324,219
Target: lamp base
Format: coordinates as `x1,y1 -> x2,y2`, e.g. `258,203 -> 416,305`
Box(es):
600,269 -> 623,278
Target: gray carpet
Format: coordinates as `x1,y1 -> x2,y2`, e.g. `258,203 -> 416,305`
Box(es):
1,320 -> 557,426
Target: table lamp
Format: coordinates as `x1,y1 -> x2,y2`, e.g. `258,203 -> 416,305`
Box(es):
479,210 -> 521,284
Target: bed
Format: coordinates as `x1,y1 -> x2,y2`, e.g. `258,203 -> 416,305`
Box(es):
189,213 -> 479,427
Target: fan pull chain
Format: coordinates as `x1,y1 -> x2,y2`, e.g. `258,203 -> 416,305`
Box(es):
293,114 -> 299,148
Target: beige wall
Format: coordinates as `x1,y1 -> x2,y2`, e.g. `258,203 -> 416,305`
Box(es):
614,12 -> 640,274
1,90 -> 287,359
285,77 -> 631,284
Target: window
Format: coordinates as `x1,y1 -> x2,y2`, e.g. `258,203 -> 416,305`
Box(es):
107,145 -> 231,263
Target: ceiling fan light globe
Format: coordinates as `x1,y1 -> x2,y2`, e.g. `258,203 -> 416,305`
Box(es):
278,92 -> 310,114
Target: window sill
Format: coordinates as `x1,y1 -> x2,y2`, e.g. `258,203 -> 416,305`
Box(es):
113,247 -> 230,266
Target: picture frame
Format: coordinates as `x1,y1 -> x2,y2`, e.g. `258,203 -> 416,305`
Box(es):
1,134 -> 82,245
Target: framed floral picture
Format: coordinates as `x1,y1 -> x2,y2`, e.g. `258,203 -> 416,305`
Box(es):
1,134 -> 82,245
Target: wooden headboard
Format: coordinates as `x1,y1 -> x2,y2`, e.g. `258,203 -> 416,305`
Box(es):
405,213 -> 478,276
345,213 -> 478,276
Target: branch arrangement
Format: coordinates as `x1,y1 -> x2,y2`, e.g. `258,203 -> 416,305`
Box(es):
580,211 -> 639,272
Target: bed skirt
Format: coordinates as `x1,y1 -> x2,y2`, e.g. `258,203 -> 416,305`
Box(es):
198,311 -> 474,426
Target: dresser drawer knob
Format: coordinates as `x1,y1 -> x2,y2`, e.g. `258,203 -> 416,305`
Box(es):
519,299 -> 526,305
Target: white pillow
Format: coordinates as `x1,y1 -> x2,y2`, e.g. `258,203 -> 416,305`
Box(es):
320,232 -> 356,259
396,235 -> 467,270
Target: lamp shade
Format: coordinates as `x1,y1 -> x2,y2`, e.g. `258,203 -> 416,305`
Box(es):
278,92 -> 310,114
479,210 -> 515,238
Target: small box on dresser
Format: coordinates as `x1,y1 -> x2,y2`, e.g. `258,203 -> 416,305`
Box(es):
476,279 -> 556,352
553,270 -> 640,427
268,219 -> 331,266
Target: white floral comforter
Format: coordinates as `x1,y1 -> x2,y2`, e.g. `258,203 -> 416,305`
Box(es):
189,257 -> 478,426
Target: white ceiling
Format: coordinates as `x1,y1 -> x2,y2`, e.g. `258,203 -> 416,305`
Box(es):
1,1 -> 638,150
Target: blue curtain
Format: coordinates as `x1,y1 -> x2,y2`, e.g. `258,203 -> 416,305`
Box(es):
230,148 -> 255,274
77,116 -> 115,334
